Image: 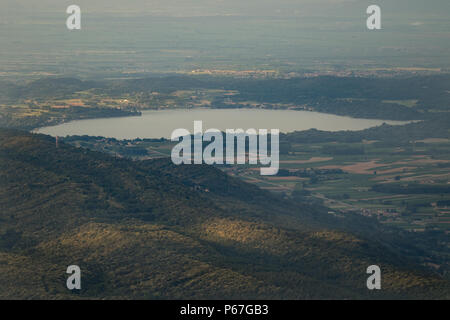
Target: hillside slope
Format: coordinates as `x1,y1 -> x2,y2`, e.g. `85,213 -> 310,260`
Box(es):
0,129 -> 448,299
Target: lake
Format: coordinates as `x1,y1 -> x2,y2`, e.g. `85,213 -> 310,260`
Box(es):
35,109 -> 410,140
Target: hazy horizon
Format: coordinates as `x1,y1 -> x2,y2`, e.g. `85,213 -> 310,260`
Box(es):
2,1 -> 449,17
1,0 -> 449,79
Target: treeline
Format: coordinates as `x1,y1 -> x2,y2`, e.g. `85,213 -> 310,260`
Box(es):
228,75 -> 450,103
0,107 -> 140,131
311,98 -> 423,121
0,78 -> 100,102
278,168 -> 345,177
1,73 -> 449,119
282,114 -> 450,145
372,183 -> 450,195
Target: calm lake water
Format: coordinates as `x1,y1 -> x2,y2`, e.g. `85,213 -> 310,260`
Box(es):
35,109 -> 409,139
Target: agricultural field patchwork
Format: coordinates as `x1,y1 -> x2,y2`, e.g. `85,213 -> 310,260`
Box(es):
62,135 -> 450,233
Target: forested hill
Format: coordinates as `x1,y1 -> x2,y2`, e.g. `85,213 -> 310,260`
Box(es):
0,129 -> 448,299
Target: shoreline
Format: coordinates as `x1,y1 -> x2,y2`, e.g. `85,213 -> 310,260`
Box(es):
33,107 -> 415,140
